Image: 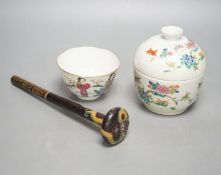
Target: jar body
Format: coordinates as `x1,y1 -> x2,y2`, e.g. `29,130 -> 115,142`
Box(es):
134,69 -> 203,115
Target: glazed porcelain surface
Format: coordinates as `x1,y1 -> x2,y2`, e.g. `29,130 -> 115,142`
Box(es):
134,26 -> 206,115
57,47 -> 119,100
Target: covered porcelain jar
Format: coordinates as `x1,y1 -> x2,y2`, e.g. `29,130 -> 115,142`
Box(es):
134,26 -> 206,115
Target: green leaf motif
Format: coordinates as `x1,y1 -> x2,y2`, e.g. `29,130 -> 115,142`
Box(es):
181,92 -> 191,101
164,70 -> 170,73
92,85 -> 103,87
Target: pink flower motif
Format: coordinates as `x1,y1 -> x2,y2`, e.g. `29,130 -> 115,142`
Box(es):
186,41 -> 196,49
77,83 -> 91,97
148,84 -> 152,88
156,84 -> 170,94
168,52 -> 173,56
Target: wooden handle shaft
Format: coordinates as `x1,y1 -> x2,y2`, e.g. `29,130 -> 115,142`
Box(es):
11,75 -> 49,99
46,92 -> 86,117
11,75 -> 104,125
46,93 -> 105,125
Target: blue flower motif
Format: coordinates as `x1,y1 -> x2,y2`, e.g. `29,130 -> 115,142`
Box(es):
137,86 -> 151,103
94,87 -> 105,96
181,54 -> 197,69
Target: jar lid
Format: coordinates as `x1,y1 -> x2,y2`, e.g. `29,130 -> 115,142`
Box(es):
134,26 -> 206,81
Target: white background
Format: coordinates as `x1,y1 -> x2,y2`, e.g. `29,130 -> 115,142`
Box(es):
1,0 -> 221,174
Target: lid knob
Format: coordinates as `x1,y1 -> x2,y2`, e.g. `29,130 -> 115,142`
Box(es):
161,26 -> 183,40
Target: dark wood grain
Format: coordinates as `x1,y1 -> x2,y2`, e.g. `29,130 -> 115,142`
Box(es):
46,92 -> 87,118
11,75 -> 103,125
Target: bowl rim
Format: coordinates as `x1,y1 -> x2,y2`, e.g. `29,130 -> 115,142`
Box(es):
58,64 -> 119,78
57,46 -> 120,78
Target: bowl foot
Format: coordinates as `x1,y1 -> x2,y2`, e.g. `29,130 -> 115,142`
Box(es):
144,104 -> 186,116
75,95 -> 101,101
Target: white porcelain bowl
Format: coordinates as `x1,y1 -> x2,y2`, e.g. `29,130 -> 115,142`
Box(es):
57,47 -> 120,100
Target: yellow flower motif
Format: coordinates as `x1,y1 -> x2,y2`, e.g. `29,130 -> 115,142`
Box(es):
155,98 -> 169,106
169,85 -> 179,94
166,61 -> 176,69
198,51 -> 204,60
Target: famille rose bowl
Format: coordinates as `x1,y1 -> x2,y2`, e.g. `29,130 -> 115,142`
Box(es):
57,47 -> 120,100
134,26 -> 206,115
